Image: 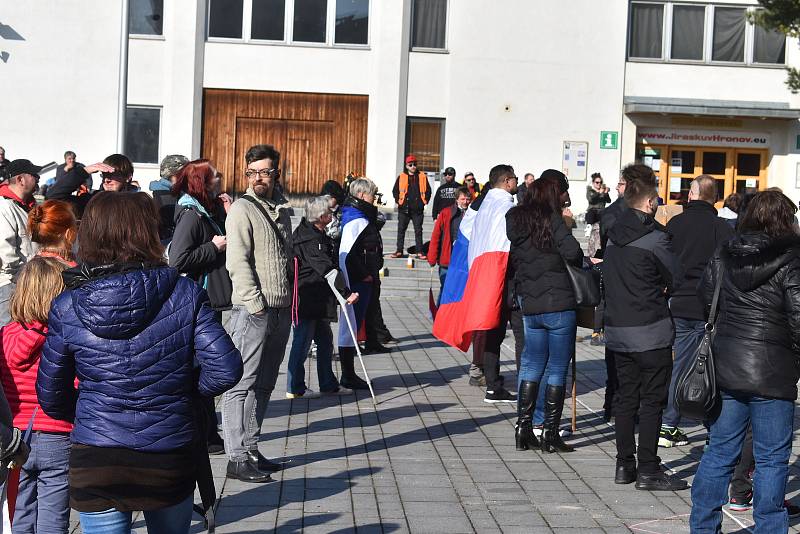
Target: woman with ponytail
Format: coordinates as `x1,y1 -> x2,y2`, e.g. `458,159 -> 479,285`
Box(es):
27,200 -> 77,267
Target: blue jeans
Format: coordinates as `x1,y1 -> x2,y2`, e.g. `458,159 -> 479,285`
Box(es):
663,317 -> 705,427
690,392 -> 794,533
286,318 -> 339,394
519,311 -> 576,387
13,432 -> 71,533
79,494 -> 193,534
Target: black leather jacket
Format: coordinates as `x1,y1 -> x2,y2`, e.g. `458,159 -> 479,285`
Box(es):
700,233 -> 800,400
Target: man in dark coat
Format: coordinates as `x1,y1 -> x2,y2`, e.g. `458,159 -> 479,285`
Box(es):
603,179 -> 686,492
431,167 -> 460,220
659,175 -> 734,448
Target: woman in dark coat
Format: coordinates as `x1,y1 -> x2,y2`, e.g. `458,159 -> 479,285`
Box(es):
168,159 -> 233,454
286,196 -> 358,398
691,190 -> 800,533
506,178 -> 583,454
36,192 -> 242,534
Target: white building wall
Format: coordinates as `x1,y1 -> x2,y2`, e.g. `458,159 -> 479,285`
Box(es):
0,1 -> 122,175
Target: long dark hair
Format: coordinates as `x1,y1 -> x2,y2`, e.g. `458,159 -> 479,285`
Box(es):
511,179 -> 561,249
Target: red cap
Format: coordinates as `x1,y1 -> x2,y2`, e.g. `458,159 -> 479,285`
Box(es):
405,155 -> 417,164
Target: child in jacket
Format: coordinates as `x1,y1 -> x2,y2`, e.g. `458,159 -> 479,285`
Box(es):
0,256 -> 71,532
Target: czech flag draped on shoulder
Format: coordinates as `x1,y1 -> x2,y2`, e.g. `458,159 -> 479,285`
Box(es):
433,188 -> 513,351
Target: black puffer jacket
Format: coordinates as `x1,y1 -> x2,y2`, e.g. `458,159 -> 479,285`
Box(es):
597,197 -> 626,258
168,203 -> 232,311
292,218 -> 351,321
700,233 -> 800,400
506,210 -> 583,315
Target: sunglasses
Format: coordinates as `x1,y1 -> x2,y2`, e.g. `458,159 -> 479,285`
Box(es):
444,172 -> 454,176
593,181 -> 602,184
407,162 -> 417,166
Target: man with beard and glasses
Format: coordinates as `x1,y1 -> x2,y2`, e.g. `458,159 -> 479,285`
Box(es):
223,144 -> 292,483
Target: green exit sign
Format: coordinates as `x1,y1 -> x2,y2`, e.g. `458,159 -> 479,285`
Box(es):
600,131 -> 619,150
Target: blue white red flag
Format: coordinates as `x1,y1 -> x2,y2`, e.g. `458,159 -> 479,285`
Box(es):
337,205 -> 368,347
433,188 -> 513,351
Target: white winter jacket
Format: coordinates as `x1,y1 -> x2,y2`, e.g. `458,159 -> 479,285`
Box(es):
0,197 -> 34,287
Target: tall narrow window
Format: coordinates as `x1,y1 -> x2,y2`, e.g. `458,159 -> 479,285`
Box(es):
335,0 -> 369,45
129,0 -> 164,35
251,0 -> 285,40
753,24 -> 786,64
208,0 -> 244,39
412,0 -> 447,49
671,5 -> 704,60
712,7 -> 746,62
405,118 -> 444,173
293,0 -> 327,42
628,3 -> 664,59
125,107 -> 160,164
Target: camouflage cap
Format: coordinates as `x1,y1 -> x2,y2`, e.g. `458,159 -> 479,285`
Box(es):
159,154 -> 189,179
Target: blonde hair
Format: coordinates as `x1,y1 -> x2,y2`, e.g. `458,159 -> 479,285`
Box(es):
10,257 -> 67,324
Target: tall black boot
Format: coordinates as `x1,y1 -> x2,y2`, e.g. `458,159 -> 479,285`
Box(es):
339,346 -> 369,390
515,381 -> 539,451
541,385 -> 574,453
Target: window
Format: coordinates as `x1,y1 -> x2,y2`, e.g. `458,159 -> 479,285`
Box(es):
252,0 -> 285,41
129,0 -> 163,36
335,0 -> 368,45
712,7 -> 746,62
629,3 -> 663,59
208,0 -> 369,46
125,107 -> 160,164
671,5 -> 704,60
405,118 -> 444,173
754,23 -> 786,64
628,2 -> 785,66
411,0 -> 447,50
293,0 -> 327,42
209,0 -> 244,39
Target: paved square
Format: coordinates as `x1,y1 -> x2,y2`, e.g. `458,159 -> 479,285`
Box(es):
66,297 -> 800,533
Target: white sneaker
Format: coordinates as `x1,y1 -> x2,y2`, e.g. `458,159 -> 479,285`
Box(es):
323,386 -> 354,396
286,388 -> 321,399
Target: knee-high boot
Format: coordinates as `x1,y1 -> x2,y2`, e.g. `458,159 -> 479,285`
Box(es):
339,346 -> 369,390
541,385 -> 574,453
515,381 -> 539,450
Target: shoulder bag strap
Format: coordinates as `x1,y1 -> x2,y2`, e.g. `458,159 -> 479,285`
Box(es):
241,195 -> 288,250
707,258 -> 724,326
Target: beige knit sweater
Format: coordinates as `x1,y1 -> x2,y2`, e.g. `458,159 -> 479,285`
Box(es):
226,188 -> 293,313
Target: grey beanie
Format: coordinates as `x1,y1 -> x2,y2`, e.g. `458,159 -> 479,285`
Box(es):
160,154 -> 189,179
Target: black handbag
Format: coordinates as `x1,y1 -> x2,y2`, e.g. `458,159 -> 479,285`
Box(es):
673,261 -> 722,420
564,257 -> 601,308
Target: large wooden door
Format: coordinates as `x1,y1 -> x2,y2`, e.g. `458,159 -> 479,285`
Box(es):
202,89 -> 368,197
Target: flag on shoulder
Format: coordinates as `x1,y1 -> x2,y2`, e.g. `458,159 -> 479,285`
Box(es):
337,205 -> 368,348
433,188 -> 513,351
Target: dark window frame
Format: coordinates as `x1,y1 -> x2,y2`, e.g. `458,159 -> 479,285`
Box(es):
124,106 -> 162,165
404,117 -> 446,175
129,0 -> 165,37
410,0 -> 448,52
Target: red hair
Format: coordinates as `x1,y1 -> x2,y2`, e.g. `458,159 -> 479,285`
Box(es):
171,159 -> 218,211
28,200 -> 77,259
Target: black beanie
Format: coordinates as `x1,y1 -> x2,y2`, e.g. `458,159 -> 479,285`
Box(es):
321,180 -> 346,204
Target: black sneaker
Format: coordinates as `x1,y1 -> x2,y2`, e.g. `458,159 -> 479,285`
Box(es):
635,471 -> 688,491
727,493 -> 753,512
785,500 -> 800,519
380,336 -> 400,345
484,388 -> 516,404
658,426 -> 689,447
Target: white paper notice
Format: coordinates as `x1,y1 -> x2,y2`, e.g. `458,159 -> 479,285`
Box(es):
670,178 -> 682,193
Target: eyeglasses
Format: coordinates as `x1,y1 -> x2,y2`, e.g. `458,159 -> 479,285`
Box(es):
444,172 -> 454,176
406,162 -> 417,167
102,172 -> 126,180
245,168 -> 278,178
507,175 -> 518,181
593,181 -> 602,185
466,178 -> 475,182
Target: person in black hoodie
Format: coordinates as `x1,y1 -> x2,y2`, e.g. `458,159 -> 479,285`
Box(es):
507,178 -> 583,454
286,196 -> 358,399
690,190 -> 800,533
167,159 -> 233,455
597,164 -> 656,422
603,179 -> 687,492
431,167 -> 460,220
660,175 -> 734,449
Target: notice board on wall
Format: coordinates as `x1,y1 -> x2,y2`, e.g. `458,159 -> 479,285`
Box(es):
562,141 -> 588,181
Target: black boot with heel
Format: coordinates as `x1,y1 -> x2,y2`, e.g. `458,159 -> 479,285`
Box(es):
515,381 -> 539,451
541,385 -> 574,453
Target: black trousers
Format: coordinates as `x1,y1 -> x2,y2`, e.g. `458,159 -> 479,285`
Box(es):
604,348 -> 619,413
480,308 -> 511,391
365,280 -> 391,344
730,424 -> 755,499
614,347 -> 673,474
471,309 -> 523,379
396,209 -> 424,253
